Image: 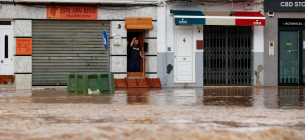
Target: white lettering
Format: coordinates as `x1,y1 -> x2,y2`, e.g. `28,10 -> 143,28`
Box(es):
285,22 -> 302,26
253,22 -> 262,25
289,2 -> 293,7
179,21 -> 187,24
280,2 -> 285,7
294,2 -> 305,7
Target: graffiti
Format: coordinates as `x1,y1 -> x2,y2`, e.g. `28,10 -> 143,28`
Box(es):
167,64 -> 173,74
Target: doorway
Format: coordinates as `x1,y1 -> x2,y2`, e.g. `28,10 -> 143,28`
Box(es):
127,30 -> 145,73
0,22 -> 13,75
175,28 -> 194,82
278,31 -> 299,85
203,26 -> 253,86
278,29 -> 305,85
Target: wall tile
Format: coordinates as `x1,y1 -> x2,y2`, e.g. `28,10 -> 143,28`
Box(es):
144,39 -> 157,55
110,39 -> 127,55
15,20 -> 32,36
14,56 -> 32,73
0,4 -> 46,19
146,74 -> 158,78
98,7 -> 157,20
114,74 -> 127,79
145,22 -> 157,37
110,21 -> 127,37
15,74 -> 31,89
145,56 -> 157,72
110,56 -> 127,72
0,4 -> 16,18
15,5 -> 47,19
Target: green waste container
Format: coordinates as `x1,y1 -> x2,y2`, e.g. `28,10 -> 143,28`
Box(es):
68,74 -> 114,94
67,74 -> 77,93
87,74 -> 101,92
76,74 -> 88,94
100,73 -> 115,94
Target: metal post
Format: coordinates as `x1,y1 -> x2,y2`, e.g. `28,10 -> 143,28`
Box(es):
107,48 -> 113,94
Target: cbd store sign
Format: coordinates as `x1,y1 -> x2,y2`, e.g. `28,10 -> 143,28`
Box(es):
265,0 -> 305,11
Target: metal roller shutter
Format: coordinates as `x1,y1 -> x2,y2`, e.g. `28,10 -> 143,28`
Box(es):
32,20 -> 110,86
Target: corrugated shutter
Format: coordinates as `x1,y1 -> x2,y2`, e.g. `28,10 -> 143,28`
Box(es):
32,20 -> 110,86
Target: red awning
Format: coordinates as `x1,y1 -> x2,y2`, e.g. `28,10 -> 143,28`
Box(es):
234,12 -> 265,26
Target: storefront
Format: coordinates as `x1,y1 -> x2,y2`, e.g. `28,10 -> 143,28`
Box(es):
0,2 -> 157,89
157,1 -> 265,87
264,0 -> 305,86
32,20 -> 110,86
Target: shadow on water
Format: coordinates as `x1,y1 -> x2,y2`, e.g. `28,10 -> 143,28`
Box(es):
30,87 -> 305,109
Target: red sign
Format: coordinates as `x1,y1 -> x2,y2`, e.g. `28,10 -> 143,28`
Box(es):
16,38 -> 32,55
235,19 -> 265,26
234,12 -> 265,26
47,6 -> 97,20
196,40 -> 203,49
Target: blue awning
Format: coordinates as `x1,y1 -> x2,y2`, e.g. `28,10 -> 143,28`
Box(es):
170,10 -> 206,25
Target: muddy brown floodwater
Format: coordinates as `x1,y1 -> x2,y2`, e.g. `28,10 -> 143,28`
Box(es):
0,87 -> 305,140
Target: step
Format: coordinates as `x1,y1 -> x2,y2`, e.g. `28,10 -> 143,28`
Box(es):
0,85 -> 16,91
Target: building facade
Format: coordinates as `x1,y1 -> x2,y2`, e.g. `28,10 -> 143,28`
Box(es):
264,0 -> 305,86
157,0 -> 265,87
0,0 -> 158,89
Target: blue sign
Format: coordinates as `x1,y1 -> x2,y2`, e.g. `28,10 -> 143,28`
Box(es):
102,30 -> 109,50
175,18 -> 206,25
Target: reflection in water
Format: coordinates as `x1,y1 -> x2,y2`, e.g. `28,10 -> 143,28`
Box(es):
278,88 -> 305,107
29,87 -> 305,109
203,88 -> 254,107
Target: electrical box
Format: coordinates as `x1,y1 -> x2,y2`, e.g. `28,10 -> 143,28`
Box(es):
113,35 -> 121,46
269,41 -> 274,56
196,40 -> 203,49
267,11 -> 274,17
245,3 -> 251,10
144,42 -> 148,52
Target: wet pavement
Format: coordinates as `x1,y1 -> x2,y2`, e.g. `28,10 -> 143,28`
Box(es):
0,87 -> 305,139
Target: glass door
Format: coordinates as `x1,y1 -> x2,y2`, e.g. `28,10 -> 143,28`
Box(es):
279,31 -> 299,84
302,30 -> 305,84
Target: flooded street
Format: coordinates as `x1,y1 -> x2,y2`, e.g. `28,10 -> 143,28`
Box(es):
0,87 -> 305,139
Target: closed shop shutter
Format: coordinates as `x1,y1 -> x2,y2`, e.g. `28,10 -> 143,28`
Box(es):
32,20 -> 110,86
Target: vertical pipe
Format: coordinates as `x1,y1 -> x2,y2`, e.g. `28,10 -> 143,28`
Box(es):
162,0 -> 167,85
203,26 -> 205,86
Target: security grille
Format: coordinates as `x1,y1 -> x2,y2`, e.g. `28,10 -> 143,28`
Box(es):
203,26 -> 253,86
32,20 -> 110,86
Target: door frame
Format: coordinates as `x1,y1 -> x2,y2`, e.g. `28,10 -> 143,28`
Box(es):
127,29 -> 146,77
174,25 -> 195,83
0,20 -> 14,75
278,26 -> 304,86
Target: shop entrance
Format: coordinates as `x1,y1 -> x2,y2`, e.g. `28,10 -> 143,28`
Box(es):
203,26 -> 253,86
0,22 -> 13,75
127,31 -> 145,73
32,20 -> 110,86
278,19 -> 305,85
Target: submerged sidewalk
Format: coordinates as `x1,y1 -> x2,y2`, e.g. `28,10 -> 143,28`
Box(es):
0,87 -> 304,139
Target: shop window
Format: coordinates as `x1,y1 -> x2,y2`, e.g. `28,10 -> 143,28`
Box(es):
5,35 -> 8,58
